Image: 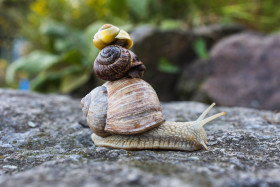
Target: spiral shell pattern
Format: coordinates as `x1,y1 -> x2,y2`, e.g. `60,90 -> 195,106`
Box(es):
94,45 -> 131,81
81,86 -> 110,137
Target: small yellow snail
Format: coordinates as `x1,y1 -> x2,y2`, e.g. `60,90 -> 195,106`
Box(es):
93,24 -> 133,50
81,24 -> 226,151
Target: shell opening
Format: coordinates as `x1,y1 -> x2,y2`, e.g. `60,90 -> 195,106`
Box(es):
126,64 -> 146,79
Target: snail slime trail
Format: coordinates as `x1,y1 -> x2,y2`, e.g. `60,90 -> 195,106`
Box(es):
81,24 -> 226,151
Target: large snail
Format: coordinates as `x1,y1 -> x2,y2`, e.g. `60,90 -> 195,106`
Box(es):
81,24 -> 226,151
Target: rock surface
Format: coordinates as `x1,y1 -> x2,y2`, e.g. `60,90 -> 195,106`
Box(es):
177,31 -> 280,110
0,89 -> 280,187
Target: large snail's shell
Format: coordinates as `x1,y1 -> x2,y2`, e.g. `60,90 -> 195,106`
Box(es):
81,86 -> 111,137
104,78 -> 165,135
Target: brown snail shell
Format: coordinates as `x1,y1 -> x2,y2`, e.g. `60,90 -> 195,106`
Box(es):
104,78 -> 164,134
81,86 -> 110,137
81,78 -> 165,137
94,45 -> 146,81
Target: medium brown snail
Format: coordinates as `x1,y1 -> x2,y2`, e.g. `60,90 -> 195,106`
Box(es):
81,24 -> 226,151
94,45 -> 146,81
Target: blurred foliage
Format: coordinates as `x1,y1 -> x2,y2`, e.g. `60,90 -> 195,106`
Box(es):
158,58 -> 179,74
6,20 -> 103,93
0,59 -> 8,87
2,0 -> 280,93
193,39 -> 209,60
0,0 -> 31,61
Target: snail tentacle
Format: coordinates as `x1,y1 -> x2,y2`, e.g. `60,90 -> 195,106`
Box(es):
196,103 -> 216,121
192,112 -> 226,129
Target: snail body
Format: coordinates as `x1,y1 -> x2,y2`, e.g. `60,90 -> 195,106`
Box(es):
81,24 -> 226,151
91,113 -> 222,151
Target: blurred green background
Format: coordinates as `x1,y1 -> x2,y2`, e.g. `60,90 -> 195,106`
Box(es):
1,0 -> 280,95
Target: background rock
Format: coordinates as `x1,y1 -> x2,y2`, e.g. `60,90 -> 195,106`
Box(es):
131,24 -> 244,101
177,31 -> 280,110
0,89 -> 280,186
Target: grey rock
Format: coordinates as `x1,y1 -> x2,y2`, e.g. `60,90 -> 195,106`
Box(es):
178,31 -> 280,110
193,24 -> 245,41
130,24 -> 244,101
0,89 -> 280,187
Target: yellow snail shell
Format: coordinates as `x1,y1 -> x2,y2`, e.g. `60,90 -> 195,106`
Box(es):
93,24 -> 133,50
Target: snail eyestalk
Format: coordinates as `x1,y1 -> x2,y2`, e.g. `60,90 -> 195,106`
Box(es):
188,104 -> 226,150
196,103 -> 216,121
192,111 -> 226,129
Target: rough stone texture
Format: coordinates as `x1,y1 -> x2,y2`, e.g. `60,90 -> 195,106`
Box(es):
0,89 -> 280,187
131,24 -> 244,101
177,31 -> 280,110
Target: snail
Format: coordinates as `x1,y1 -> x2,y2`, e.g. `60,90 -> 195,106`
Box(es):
81,24 -> 226,151
93,24 -> 133,50
81,78 -> 225,151
93,45 -> 146,81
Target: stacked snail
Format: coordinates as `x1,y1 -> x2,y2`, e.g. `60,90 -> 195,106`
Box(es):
81,24 -> 226,151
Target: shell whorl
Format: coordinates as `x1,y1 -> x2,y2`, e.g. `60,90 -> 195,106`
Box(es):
81,86 -> 110,137
94,45 -> 146,81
